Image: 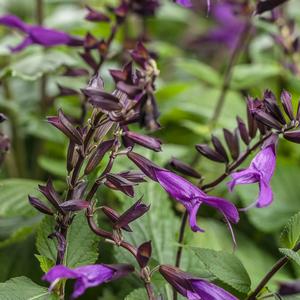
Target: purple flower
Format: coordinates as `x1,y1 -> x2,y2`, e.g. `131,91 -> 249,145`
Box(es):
175,0 -> 193,8
43,264 -> 134,299
0,15 -> 83,52
228,134 -> 278,209
160,265 -> 238,300
153,168 -> 239,233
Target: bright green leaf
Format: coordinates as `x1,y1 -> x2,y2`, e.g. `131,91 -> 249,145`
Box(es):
280,212 -> 300,249
35,255 -> 54,273
125,288 -> 148,300
279,248 -> 300,266
192,248 -> 251,295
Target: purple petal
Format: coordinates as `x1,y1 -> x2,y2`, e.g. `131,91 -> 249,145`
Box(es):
187,201 -> 204,232
10,36 -> 33,52
0,15 -> 29,32
228,169 -> 260,192
191,279 -> 238,300
42,265 -> 79,282
257,179 -> 273,208
176,0 -> 193,8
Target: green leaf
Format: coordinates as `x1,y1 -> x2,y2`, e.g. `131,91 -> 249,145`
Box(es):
35,255 -> 54,273
125,288 -> 148,300
36,212 -> 99,268
280,212 -> 300,249
38,156 -> 66,178
175,58 -> 221,86
231,63 -> 281,89
0,49 -> 76,81
279,248 -> 300,266
192,248 -> 251,295
0,276 -> 58,300
0,179 -> 41,217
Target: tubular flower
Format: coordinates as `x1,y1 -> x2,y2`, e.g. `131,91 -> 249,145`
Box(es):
228,134 -> 278,209
43,264 -> 134,299
153,168 -> 239,233
175,0 -> 211,11
0,14 -> 83,52
160,265 -> 238,300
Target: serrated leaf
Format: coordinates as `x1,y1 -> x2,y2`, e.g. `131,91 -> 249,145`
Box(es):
0,179 -> 41,217
192,248 -> 251,295
125,288 -> 148,300
36,212 -> 99,268
280,212 -> 300,249
0,276 -> 58,300
35,255 -> 54,273
279,248 -> 300,266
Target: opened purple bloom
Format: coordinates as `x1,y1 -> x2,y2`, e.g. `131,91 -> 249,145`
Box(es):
0,15 -> 83,52
228,134 -> 278,209
43,263 -> 134,299
154,168 -> 239,233
160,265 -> 238,300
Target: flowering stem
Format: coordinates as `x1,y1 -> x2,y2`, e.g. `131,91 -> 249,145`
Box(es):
173,131 -> 273,299
248,242 -> 300,300
86,209 -> 156,300
211,19 -> 253,127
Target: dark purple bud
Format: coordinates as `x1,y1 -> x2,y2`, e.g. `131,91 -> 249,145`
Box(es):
114,2 -> 129,23
247,97 -> 258,139
264,90 -> 286,125
57,85 -> 78,97
159,265 -> 191,290
84,32 -> 98,50
47,109 -> 83,145
116,171 -> 146,183
85,5 -> 110,22
63,67 -> 89,77
101,206 -> 132,232
256,0 -> 288,15
236,117 -> 250,145
72,182 -> 87,200
296,101 -> 300,122
85,139 -> 114,174
211,135 -> 229,162
59,200 -> 89,212
130,42 -> 150,69
48,232 -> 66,264
136,241 -> 152,268
124,131 -> 162,152
283,130 -> 300,143
254,110 -> 283,130
195,144 -> 227,163
223,129 -> 240,160
66,140 -> 77,173
169,158 -> 201,178
127,152 -> 160,181
84,91 -> 122,111
281,90 -> 294,121
28,195 -> 53,215
115,199 -> 150,229
79,51 -> 98,71
109,62 -> 133,84
38,179 -> 63,213
0,113 -> 7,123
105,173 -> 136,197
278,280 -> 300,295
94,121 -> 114,143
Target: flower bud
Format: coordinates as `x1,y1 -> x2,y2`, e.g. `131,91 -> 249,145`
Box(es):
136,241 -> 152,268
79,51 -> 98,70
85,5 -> 110,22
236,117 -> 250,145
59,200 -> 89,212
254,110 -> 283,130
105,173 -> 136,197
115,199 -> 150,229
101,206 -> 132,231
264,90 -> 286,124
256,0 -> 289,15
47,109 -> 83,145
195,144 -> 226,163
283,130 -> 300,144
170,158 -> 201,178
223,128 -> 240,160
28,196 -> 53,215
84,32 -> 98,50
85,139 -> 114,175
211,135 -> 229,162
247,97 -> 258,138
124,131 -> 162,152
281,90 -> 294,121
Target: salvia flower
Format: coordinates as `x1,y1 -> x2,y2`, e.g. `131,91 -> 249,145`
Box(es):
228,134 -> 278,209
154,168 -> 239,233
0,15 -> 82,52
43,264 -> 134,299
159,265 -> 238,300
